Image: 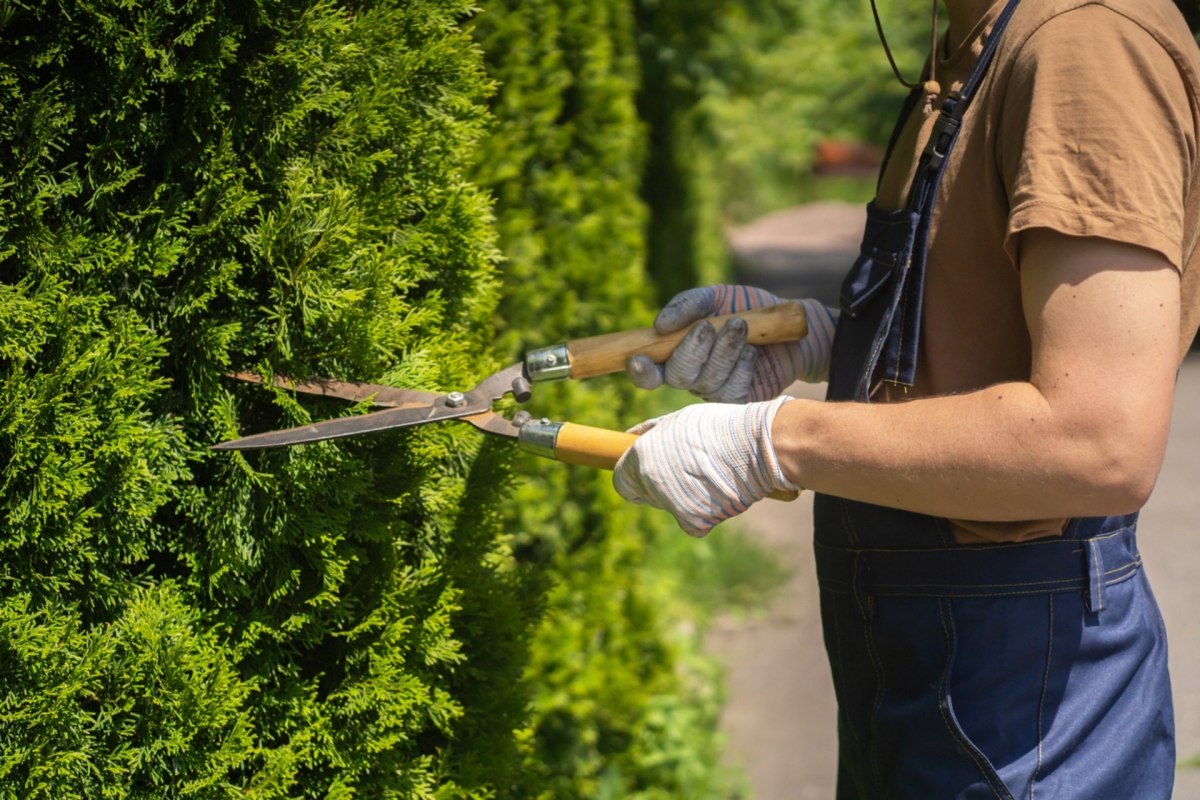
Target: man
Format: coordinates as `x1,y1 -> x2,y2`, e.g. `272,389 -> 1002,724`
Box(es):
615,0 -> 1200,797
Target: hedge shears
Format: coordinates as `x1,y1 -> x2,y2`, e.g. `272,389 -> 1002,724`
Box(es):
214,304 -> 808,500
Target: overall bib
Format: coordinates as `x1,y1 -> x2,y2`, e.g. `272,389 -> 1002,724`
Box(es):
812,1 -> 1176,797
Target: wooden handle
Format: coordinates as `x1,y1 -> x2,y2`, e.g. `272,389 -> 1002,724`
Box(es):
553,422 -> 638,470
564,302 -> 809,380
551,422 -> 798,502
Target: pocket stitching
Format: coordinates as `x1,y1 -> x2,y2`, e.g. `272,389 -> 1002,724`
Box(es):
1032,593 -> 1054,800
937,599 -> 1015,800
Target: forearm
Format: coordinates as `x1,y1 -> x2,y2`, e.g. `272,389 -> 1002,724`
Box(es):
775,234 -> 1181,524
615,234 -> 1180,537
772,381 -> 1170,522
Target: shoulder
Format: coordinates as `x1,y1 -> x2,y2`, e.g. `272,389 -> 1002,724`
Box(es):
999,0 -> 1200,82
989,0 -> 1199,273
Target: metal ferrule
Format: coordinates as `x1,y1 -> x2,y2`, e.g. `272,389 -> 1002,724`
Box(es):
524,344 -> 572,382
518,418 -> 563,460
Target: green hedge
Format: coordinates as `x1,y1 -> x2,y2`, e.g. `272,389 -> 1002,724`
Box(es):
0,1 -> 530,796
1,1 -> 742,797
474,2 -> 737,796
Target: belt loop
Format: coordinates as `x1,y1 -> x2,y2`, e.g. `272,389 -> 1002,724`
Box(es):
853,552 -> 876,622
1085,538 -> 1106,613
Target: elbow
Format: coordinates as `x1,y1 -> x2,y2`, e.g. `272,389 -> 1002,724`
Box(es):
1089,458 -> 1157,515
1043,390 -> 1170,516
1074,431 -> 1165,515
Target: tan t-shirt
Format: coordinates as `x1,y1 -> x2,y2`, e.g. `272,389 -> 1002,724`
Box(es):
872,0 -> 1200,542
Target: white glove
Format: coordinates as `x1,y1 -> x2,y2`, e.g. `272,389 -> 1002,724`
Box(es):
626,285 -> 837,403
612,395 -> 797,537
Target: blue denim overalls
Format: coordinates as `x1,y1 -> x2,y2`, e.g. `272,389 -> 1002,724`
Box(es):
812,1 -> 1176,797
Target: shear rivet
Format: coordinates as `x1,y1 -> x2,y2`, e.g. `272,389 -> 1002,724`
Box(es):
445,391 -> 467,408
545,353 -> 558,366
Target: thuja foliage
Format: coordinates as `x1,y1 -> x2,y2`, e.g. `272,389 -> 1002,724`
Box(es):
474,2 -> 740,796
1,0 -> 750,797
0,1 -> 537,796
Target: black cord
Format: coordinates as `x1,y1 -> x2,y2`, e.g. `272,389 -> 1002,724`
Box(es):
870,0 -> 940,94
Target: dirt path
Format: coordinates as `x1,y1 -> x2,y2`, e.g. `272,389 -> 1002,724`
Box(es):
707,359 -> 1200,798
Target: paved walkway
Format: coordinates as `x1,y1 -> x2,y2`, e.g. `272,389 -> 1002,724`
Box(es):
707,356 -> 1200,798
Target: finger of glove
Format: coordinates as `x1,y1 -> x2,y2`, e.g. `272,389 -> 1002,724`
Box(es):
663,320 -> 715,390
705,345 -> 758,403
691,317 -> 748,397
613,438 -> 717,537
612,448 -> 645,504
613,447 -> 664,509
625,354 -> 665,390
654,287 -> 719,334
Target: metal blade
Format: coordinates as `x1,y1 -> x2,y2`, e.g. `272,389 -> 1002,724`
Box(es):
459,408 -> 522,439
216,365 -> 530,450
212,400 -> 494,450
227,371 -> 440,409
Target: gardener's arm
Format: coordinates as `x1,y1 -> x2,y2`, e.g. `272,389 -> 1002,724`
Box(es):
773,229 -> 1181,521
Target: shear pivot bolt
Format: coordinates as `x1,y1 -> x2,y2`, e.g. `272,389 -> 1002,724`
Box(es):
445,391 -> 467,408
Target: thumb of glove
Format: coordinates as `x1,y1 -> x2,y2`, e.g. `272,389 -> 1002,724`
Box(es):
625,354 -> 665,390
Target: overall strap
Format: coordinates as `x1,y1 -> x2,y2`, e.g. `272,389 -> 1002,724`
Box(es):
877,88 -> 923,195
905,0 -> 1023,212
881,0 -> 1023,387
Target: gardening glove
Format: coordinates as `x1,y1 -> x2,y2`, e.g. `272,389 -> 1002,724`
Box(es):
612,394 -> 797,537
626,285 -> 838,403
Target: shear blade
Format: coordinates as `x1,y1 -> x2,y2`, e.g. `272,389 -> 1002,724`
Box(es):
214,368 -> 528,450
226,371 -> 440,409
212,400 -> 496,450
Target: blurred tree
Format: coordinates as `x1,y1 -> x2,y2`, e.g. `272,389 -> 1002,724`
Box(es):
701,0 -> 930,222
633,0 -> 929,299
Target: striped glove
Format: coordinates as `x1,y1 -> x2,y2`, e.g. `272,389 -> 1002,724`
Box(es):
626,285 -> 838,403
613,395 -> 797,537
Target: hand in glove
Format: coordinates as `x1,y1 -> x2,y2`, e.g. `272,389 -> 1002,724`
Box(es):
612,395 -> 797,537
626,285 -> 837,403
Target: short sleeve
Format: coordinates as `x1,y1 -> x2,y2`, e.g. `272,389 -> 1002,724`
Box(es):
999,6 -> 1196,270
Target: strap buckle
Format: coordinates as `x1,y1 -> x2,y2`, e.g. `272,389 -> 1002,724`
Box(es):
923,92 -> 966,173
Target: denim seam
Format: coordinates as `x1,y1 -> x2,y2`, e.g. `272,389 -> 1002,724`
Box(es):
814,526 -> 1131,557
1105,558 -> 1141,576
1032,593 -> 1054,800
890,259 -> 912,384
1101,562 -> 1141,589
857,289 -> 898,399
819,568 -> 1141,598
861,606 -> 887,792
839,498 -> 862,547
819,557 -> 1141,591
869,568 -> 1134,590
938,600 -> 1012,800
847,587 -> 1116,600
1088,539 -> 1105,612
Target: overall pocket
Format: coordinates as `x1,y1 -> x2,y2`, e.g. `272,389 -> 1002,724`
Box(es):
936,598 -> 1020,800
839,204 -> 919,318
